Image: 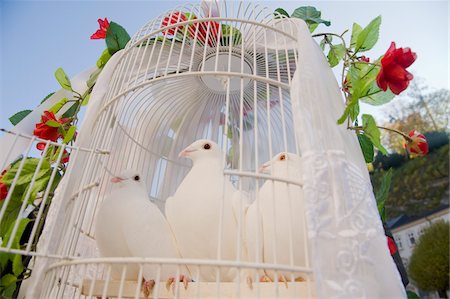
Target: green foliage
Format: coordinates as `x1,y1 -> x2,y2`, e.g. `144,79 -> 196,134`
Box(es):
48,97 -> 68,114
291,6 -> 330,32
96,49 -> 111,68
274,8 -> 289,19
40,92 -> 55,104
61,103 -> 79,118
54,68 -> 72,91
358,133 -> 374,163
9,110 -> 32,126
106,21 -> 131,55
371,144 -> 449,219
354,16 -> 381,52
406,290 -> 421,299
408,220 -> 449,293
63,125 -> 77,144
327,43 -> 346,67
2,158 -> 50,187
374,168 -> 392,222
220,24 -> 242,46
362,114 -> 388,154
350,23 -> 362,48
0,274 -> 17,298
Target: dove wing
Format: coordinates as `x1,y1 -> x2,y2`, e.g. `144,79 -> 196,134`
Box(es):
122,198 -> 179,280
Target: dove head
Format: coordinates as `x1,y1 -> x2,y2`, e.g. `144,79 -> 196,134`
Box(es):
110,169 -> 145,189
179,139 -> 223,164
259,152 -> 302,176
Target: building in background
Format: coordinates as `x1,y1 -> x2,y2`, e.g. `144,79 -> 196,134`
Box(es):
388,204 -> 449,298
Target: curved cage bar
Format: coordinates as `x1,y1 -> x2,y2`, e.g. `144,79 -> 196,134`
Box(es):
0,2 -> 347,298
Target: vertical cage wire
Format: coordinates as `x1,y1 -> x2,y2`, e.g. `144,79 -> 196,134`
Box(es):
0,2 -> 319,298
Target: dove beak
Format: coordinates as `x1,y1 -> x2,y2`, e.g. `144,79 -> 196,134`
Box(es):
179,146 -> 197,157
111,177 -> 124,183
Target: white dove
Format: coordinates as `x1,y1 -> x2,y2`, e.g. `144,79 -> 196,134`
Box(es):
165,139 -> 245,282
95,169 -> 188,296
247,152 -> 307,284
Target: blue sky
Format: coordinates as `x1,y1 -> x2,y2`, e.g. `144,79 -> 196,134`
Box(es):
1,1 -> 449,129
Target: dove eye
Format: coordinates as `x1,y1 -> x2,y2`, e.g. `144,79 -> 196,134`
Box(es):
203,143 -> 211,150
134,175 -> 140,181
279,154 -> 286,161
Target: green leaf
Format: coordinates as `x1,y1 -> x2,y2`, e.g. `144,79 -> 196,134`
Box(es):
63,125 -> 77,144
48,97 -> 68,114
274,8 -> 290,19
356,16 -> 381,52
337,106 -> 350,125
347,60 -> 381,101
362,114 -> 388,154
0,274 -> 17,288
12,254 -> 23,276
350,23 -> 362,49
87,68 -> 102,89
45,120 -> 61,128
21,173 -> 51,204
96,49 -> 111,68
0,218 -> 30,270
319,38 -> 326,50
40,92 -> 55,104
375,168 -> 393,222
359,82 -> 396,106
291,6 -> 331,33
106,21 -> 131,55
337,98 -> 358,124
357,134 -> 374,163
2,158 -> 51,186
81,94 -> 91,106
327,43 -> 346,67
54,68 -> 72,91
220,24 -> 242,46
1,281 -> 17,298
348,101 -> 360,121
0,201 -> 21,237
9,110 -> 32,126
61,103 -> 79,119
406,290 -> 421,299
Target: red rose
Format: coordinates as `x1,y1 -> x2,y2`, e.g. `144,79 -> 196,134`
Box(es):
33,111 -> 70,148
404,130 -> 428,156
387,236 -> 397,255
61,149 -> 70,164
191,20 -> 220,46
90,18 -> 110,40
0,176 -> 8,200
161,12 -> 187,35
376,42 -> 417,95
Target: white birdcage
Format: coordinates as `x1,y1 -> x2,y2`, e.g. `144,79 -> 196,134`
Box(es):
0,1 -> 407,299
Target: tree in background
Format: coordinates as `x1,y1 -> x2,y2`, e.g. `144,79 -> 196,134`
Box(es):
408,220 -> 449,298
381,79 -> 449,153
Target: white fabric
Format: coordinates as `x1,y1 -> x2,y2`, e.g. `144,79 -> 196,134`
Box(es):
290,19 -> 406,298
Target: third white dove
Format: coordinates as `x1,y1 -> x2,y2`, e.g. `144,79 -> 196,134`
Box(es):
165,139 -> 244,282
95,169 -> 188,295
246,152 -> 308,283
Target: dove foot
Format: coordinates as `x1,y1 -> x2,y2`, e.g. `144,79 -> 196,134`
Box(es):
165,275 -> 191,292
142,279 -> 155,298
259,274 -> 289,288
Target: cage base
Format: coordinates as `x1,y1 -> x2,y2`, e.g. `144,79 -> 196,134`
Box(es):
81,279 -> 316,298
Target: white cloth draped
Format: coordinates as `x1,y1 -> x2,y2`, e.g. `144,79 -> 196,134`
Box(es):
289,19 -> 406,299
